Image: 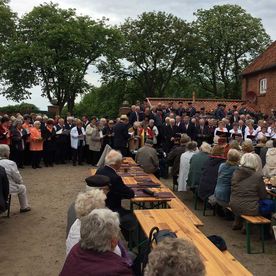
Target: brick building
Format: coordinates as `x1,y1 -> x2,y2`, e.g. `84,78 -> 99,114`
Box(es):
241,41 -> 276,113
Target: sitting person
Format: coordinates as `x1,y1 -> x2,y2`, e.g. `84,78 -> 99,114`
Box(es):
60,209 -> 133,276
144,238 -> 205,276
167,135 -> 190,188
66,174 -> 110,237
230,153 -> 267,230
198,145 -> 225,201
260,140 -> 273,167
96,150 -> 137,242
0,144 -> 31,213
241,140 -> 262,173
178,141 -> 198,191
135,139 -> 159,177
0,165 -> 9,213
262,139 -> 276,177
214,149 -> 240,207
187,142 -> 211,191
66,189 -> 106,255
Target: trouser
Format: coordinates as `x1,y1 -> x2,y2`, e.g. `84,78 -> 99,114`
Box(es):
11,149 -> 24,168
31,151 -> 42,168
11,184 -> 29,209
90,150 -> 101,166
24,144 -> 31,165
72,147 -> 83,164
55,142 -> 67,163
43,149 -> 55,166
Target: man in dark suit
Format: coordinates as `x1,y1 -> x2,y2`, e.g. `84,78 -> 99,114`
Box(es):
176,101 -> 185,117
196,118 -> 210,146
180,116 -> 197,141
163,118 -> 179,153
96,150 -> 137,241
128,105 -> 140,126
113,115 -> 131,157
187,102 -> 196,117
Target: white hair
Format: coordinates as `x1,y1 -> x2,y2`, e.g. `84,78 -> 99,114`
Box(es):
200,142 -> 211,153
75,189 -> 106,218
0,144 -> 10,158
240,153 -> 259,171
33,121 -> 41,126
80,209 -> 120,252
105,150 -> 122,166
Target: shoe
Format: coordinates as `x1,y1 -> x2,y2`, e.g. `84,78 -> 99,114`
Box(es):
20,207 -> 31,213
32,166 -> 37,169
49,164 -> 53,167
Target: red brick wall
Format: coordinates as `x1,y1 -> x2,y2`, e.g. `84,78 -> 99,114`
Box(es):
242,70 -> 276,113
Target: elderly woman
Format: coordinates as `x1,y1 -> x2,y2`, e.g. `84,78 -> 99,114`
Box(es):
242,140 -> 262,173
263,139 -> 276,177
42,119 -> 56,167
0,145 -> 31,212
230,153 -> 268,230
89,121 -> 102,166
178,141 -> 198,191
144,238 -> 205,276
66,189 -> 106,254
70,119 -> 86,166
187,142 -> 211,191
214,149 -> 240,207
30,121 -> 43,169
60,209 -> 133,276
10,119 -> 28,168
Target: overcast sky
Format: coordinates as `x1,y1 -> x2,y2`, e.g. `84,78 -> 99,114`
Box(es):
1,0 -> 275,110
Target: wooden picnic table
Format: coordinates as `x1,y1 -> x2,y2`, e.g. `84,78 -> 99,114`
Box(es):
134,209 -> 252,276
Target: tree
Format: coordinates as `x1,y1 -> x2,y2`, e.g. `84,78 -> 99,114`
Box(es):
2,3 -> 118,113
99,11 -> 194,98
192,4 -> 271,99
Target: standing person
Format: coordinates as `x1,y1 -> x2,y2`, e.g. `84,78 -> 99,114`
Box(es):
113,115 -> 131,157
90,121 -> 102,166
146,119 -> 159,146
22,115 -> 32,166
102,120 -> 114,148
196,118 -> 210,146
85,120 -> 95,164
0,144 -> 31,213
54,118 -> 68,164
187,102 -> 196,117
0,117 -> 11,145
70,119 -> 86,166
10,119 -> 27,169
180,115 -> 197,141
178,141 -> 198,191
42,119 -> 56,167
29,121 -> 43,169
65,116 -> 75,161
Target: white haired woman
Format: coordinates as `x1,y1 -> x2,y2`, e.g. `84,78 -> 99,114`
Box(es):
230,153 -> 267,230
144,238 -> 205,276
61,209 -> 133,276
0,145 -> 31,212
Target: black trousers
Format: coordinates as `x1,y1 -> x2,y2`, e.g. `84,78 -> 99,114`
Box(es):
43,149 -> 55,166
72,147 -> 84,164
90,150 -> 101,166
55,142 -> 67,163
10,148 -> 24,168
31,151 -> 42,168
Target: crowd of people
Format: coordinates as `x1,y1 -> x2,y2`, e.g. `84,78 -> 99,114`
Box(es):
1,99 -> 276,275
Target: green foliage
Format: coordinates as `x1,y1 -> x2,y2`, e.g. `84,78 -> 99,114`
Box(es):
99,11 -> 194,98
192,4 -> 271,99
0,102 -> 39,115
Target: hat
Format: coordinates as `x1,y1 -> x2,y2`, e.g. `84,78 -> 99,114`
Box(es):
120,114 -> 128,121
85,175 -> 110,188
145,139 -> 154,145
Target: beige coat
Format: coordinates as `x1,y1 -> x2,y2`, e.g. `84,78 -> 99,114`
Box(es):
263,148 -> 276,177
86,125 -> 102,151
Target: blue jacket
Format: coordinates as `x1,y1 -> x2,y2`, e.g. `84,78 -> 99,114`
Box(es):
214,162 -> 238,203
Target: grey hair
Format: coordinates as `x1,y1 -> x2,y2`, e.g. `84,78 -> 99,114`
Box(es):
75,189 -> 106,218
13,119 -> 23,127
105,150 -> 122,166
0,144 -> 10,158
200,142 -> 211,153
144,238 -> 205,276
80,209 -> 120,252
33,121 -> 41,126
240,153 -> 259,171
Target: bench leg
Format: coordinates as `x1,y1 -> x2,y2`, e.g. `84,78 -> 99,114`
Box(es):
260,224 -> 265,253
246,222 -> 251,254
7,194 -> 11,218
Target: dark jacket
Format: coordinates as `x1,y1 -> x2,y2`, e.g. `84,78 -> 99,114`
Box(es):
196,125 -> 210,145
0,165 -> 9,213
230,167 -> 267,216
187,151 -> 209,189
163,125 -> 179,153
96,166 -> 134,212
60,243 -> 133,276
198,156 -> 225,200
42,127 -> 56,150
113,122 -> 130,150
167,145 -> 186,176
214,162 -> 238,204
11,127 -> 27,151
179,122 -> 196,141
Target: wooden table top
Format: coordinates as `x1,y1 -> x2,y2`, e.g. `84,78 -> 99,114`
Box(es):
134,209 -> 252,276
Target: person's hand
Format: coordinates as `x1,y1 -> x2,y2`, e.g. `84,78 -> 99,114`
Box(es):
170,137 -> 174,141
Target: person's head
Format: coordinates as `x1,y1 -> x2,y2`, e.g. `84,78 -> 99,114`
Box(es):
183,116 -> 190,124
46,119 -> 54,126
211,145 -> 225,157
42,115 -> 48,122
135,106 -> 140,112
232,122 -> 238,130
240,153 -> 259,171
180,134 -> 191,145
58,118 -> 65,126
149,119 -> 155,127
242,140 -> 254,153
0,117 -> 9,127
145,139 -> 154,147
165,117 -> 170,124
82,115 -> 88,123
105,150 -> 123,170
0,144 -> 10,159
120,115 -> 129,124
75,189 -> 106,219
169,118 -> 175,126
200,142 -> 211,154
67,116 -> 74,124
227,149 -> 240,166
258,136 -> 267,144
144,238 -> 205,276
108,120 -> 114,127
131,105 -> 136,112
229,140 -> 241,151
33,121 -> 41,129
13,119 -> 23,129
175,116 -> 181,124
218,121 -> 225,128
80,209 -> 120,252
75,119 -> 83,128
133,121 -> 141,129
85,175 -> 110,194
199,118 -> 205,126
186,141 -> 197,152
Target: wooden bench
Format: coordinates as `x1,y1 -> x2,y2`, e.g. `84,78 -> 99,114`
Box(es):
241,215 -> 271,254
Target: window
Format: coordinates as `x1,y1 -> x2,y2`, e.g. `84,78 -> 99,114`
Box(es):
260,78 -> 267,94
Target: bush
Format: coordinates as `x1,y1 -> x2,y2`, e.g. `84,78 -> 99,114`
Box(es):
0,102 -> 40,115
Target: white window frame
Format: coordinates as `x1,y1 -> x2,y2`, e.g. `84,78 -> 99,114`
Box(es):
259,78 -> 267,94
